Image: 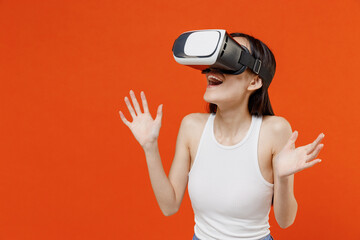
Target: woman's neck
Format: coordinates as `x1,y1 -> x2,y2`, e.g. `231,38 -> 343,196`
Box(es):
214,107 -> 252,140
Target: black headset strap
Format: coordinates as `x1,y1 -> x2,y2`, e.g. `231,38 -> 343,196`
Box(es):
238,51 -> 274,83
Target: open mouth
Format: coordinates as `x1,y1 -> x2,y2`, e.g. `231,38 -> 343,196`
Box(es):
207,75 -> 224,86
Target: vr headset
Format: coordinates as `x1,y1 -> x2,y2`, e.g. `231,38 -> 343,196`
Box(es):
172,29 -> 273,82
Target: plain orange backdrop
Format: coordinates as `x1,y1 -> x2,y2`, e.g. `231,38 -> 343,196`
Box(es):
0,0 -> 359,239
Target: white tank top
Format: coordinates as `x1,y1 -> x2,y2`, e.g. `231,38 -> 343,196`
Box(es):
188,113 -> 274,240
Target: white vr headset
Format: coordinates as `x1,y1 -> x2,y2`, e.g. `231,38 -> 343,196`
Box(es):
172,29 -> 273,82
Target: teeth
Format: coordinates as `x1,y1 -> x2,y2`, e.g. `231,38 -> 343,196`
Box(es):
208,75 -> 223,83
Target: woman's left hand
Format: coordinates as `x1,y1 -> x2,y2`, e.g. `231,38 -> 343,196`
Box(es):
273,131 -> 325,178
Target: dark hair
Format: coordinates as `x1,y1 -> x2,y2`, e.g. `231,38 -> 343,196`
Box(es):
207,33 -> 276,116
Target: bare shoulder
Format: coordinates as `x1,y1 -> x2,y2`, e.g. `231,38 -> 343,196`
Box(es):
262,115 -> 293,154
262,115 -> 292,133
181,112 -> 210,128
180,113 -> 211,150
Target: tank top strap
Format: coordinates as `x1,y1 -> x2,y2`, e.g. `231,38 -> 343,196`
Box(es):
247,114 -> 263,144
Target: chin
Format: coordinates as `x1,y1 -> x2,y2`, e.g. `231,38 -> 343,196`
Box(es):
203,93 -> 219,105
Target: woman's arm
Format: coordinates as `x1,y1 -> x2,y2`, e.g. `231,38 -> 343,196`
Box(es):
119,90 -> 191,216
270,117 -> 324,228
142,115 -> 192,216
273,170 -> 298,228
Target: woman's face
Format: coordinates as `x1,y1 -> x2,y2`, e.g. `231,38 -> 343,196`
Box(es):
203,37 -> 261,110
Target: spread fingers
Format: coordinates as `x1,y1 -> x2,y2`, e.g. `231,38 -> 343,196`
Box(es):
306,133 -> 325,154
129,90 -> 143,115
306,143 -> 324,162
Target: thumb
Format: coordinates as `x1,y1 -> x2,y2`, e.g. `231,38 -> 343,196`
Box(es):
286,130 -> 298,149
155,104 -> 163,124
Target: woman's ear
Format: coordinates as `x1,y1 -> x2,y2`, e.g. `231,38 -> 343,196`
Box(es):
247,75 -> 263,91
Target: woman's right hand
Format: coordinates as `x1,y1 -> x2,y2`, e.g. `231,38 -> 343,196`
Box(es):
119,90 -> 163,149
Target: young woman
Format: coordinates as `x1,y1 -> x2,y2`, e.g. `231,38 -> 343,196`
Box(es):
119,32 -> 325,240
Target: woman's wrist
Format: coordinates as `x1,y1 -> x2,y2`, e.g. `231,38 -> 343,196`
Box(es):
142,140 -> 159,153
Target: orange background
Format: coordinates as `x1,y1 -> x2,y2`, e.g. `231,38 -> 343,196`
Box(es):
0,0 -> 359,239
